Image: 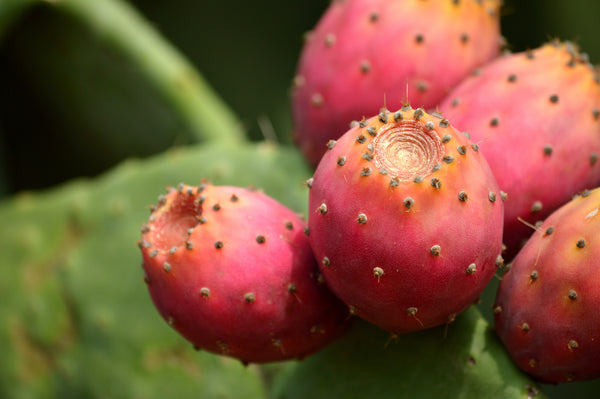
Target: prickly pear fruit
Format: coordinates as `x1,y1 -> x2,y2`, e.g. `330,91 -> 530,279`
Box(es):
439,41 -> 600,257
292,0 -> 502,167
308,106 -> 504,334
140,183 -> 349,364
494,187 -> 600,383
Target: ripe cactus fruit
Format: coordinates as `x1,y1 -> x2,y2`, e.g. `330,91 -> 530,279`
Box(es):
308,106 -> 504,334
140,183 -> 349,364
439,41 -> 600,257
292,0 -> 502,167
494,187 -> 600,383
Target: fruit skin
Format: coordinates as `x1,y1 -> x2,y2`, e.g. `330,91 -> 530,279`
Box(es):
308,106 -> 504,334
140,183 -> 349,364
439,41 -> 600,257
292,0 -> 502,167
494,187 -> 600,384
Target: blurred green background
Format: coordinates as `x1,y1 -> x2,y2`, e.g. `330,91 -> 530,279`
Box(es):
0,0 -> 599,196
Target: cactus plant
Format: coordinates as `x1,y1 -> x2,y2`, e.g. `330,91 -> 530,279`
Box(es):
270,306 -> 545,399
2,0 -> 600,398
0,141 -> 310,398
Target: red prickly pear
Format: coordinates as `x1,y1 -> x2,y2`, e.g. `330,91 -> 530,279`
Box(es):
308,106 -> 504,334
439,41 -> 600,258
140,183 -> 349,364
494,187 -> 600,383
292,0 -> 502,167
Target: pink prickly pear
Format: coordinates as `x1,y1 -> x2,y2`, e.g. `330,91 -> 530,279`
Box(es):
494,187 -> 600,383
307,105 -> 504,334
292,0 -> 503,167
439,41 -> 600,257
140,183 -> 349,364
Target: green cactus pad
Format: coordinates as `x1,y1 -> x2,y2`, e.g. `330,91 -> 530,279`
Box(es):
0,141 -> 310,399
270,306 -> 546,399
